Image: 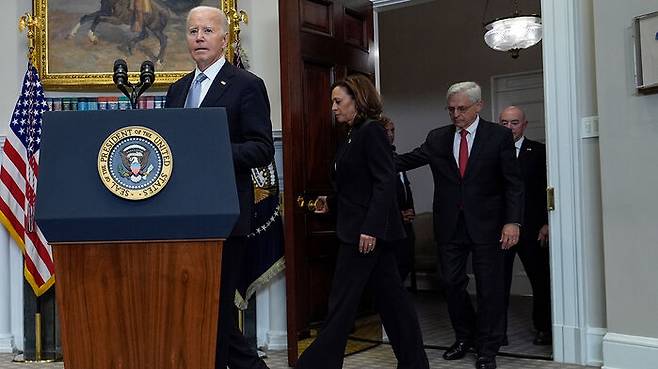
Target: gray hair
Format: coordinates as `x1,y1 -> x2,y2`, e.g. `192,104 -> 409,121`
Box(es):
187,6 -> 229,36
446,81 -> 481,103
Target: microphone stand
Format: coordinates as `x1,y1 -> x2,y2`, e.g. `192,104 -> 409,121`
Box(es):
113,60 -> 154,109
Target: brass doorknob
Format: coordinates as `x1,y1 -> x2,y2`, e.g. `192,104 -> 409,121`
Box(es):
296,195 -> 318,212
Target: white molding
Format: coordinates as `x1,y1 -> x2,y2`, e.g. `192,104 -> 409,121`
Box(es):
0,334 -> 14,353
542,0 -> 590,364
588,327 -> 607,366
371,0 -> 434,11
602,333 -> 658,369
266,330 -> 288,351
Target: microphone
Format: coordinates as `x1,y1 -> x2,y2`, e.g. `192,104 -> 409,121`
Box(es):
113,59 -> 131,99
139,60 -> 155,88
113,59 -> 129,87
135,60 -> 156,103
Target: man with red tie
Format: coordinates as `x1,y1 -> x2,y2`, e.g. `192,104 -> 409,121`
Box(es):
396,81 -> 524,369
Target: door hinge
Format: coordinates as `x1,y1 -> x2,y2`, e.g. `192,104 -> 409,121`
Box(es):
547,187 -> 555,211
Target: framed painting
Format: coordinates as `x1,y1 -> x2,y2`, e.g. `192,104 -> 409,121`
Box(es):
634,10 -> 658,93
32,0 -> 235,90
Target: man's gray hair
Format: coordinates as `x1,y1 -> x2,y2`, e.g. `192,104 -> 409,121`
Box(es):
187,6 -> 229,35
446,81 -> 482,103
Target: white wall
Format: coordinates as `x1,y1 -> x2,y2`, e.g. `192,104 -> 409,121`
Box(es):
594,0 -> 658,339
377,0 -> 543,214
592,1 -> 658,367
239,0 -> 282,131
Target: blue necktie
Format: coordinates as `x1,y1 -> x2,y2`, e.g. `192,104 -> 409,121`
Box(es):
185,73 -> 208,108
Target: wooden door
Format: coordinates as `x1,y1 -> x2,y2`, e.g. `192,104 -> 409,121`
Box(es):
279,0 -> 374,365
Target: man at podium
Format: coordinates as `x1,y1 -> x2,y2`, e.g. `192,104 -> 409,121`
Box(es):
165,6 -> 274,369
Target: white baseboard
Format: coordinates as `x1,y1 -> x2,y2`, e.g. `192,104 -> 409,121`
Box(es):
265,330 -> 288,351
602,332 -> 658,369
587,327 -> 606,366
0,333 -> 15,353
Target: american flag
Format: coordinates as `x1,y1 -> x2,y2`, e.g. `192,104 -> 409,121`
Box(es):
0,63 -> 54,296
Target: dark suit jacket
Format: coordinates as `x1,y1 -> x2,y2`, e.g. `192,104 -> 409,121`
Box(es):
333,119 -> 406,244
518,138 -> 548,242
395,168 -> 415,213
396,119 -> 523,244
165,62 -> 274,236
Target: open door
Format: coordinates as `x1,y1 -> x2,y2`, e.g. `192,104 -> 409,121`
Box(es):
279,0 -> 375,366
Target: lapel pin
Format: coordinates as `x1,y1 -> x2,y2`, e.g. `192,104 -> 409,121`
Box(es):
220,80 -> 227,85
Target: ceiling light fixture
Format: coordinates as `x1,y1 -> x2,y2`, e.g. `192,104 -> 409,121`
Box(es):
482,0 -> 542,59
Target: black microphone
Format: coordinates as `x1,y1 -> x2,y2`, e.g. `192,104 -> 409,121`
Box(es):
113,59 -> 132,101
139,60 -> 155,88
135,60 -> 155,103
113,59 -> 129,87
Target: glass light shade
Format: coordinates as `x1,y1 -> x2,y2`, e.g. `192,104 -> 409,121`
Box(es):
484,15 -> 542,52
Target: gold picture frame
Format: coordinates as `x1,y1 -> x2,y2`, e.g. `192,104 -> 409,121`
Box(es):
32,0 -> 239,90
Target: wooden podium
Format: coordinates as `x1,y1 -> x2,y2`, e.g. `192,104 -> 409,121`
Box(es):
36,108 -> 238,369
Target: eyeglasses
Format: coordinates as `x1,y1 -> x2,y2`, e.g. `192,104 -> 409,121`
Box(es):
445,102 -> 477,115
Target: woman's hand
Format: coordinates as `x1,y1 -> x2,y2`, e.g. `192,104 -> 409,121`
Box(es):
359,234 -> 377,254
314,196 -> 329,214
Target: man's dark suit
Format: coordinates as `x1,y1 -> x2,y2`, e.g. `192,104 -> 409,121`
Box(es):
296,119 -> 428,369
394,168 -> 416,283
503,138 -> 551,336
396,119 -> 523,357
166,61 -> 274,369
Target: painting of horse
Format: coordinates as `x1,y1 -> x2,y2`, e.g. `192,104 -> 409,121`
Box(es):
46,0 -> 219,75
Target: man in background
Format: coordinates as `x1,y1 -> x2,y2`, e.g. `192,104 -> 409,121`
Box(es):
499,106 -> 552,346
396,82 -> 524,369
382,116 -> 417,289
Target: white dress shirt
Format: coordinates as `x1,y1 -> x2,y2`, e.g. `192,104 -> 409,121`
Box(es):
189,57 -> 226,106
452,116 -> 480,165
515,136 -> 525,158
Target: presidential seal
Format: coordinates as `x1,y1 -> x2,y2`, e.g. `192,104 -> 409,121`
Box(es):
97,126 -> 173,200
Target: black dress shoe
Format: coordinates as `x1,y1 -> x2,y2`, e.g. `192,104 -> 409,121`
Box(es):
475,355 -> 497,369
442,341 -> 473,360
533,330 -> 552,345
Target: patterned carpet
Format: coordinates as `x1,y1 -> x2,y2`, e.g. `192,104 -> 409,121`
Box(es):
0,292 -> 588,368
0,349 -> 594,369
414,292 -> 553,358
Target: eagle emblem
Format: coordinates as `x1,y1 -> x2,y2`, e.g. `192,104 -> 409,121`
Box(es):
118,144 -> 154,183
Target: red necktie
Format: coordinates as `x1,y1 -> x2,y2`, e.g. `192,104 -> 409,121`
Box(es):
459,129 -> 469,177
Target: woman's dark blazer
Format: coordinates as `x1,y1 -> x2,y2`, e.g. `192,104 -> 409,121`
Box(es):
333,119 -> 406,245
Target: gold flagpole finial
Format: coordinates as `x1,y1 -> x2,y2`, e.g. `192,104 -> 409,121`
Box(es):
18,12 -> 41,66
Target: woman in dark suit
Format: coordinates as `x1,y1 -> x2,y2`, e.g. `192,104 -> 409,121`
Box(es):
295,75 -> 429,369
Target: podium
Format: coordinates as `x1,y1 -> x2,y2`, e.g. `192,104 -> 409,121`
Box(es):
35,108 -> 239,369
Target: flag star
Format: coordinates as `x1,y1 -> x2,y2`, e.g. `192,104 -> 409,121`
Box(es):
11,119 -> 18,125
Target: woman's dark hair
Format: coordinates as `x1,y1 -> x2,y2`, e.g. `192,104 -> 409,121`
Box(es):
331,74 -> 383,123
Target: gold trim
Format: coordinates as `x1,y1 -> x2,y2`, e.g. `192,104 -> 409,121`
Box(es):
234,257 -> 285,310
222,0 -> 248,63
30,1 -> 230,90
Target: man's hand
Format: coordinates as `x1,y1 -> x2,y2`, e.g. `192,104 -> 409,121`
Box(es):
401,209 -> 415,223
500,223 -> 520,250
359,234 -> 377,254
537,224 -> 549,247
537,224 -> 549,241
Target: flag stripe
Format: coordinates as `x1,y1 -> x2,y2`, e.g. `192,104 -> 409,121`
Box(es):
1,152 -> 27,190
0,200 -> 25,243
25,230 -> 54,274
2,140 -> 27,179
23,254 -> 45,286
0,169 -> 26,210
